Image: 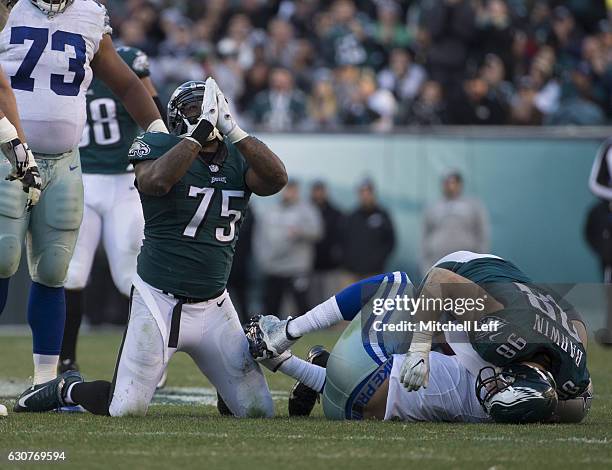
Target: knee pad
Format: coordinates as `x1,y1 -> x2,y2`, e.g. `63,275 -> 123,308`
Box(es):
64,260 -> 89,291
109,306 -> 164,417
0,176 -> 28,220
0,177 -> 27,278
215,321 -> 274,418
0,234 -> 21,278
44,178 -> 83,231
31,246 -> 72,287
114,276 -> 134,298
108,263 -> 136,297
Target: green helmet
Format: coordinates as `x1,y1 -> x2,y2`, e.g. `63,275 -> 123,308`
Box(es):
476,364 -> 558,423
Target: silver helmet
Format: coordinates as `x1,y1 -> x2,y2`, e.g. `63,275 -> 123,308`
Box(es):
30,0 -> 75,17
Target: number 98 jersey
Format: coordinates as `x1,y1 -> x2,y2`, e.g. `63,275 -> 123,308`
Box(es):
0,0 -> 111,155
433,252 -> 590,400
129,132 -> 251,300
79,47 -> 150,174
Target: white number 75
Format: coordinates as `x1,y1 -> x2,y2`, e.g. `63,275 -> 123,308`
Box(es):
183,186 -> 244,242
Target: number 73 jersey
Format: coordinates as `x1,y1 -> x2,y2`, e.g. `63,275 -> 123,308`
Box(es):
0,0 -> 111,155
129,132 -> 251,299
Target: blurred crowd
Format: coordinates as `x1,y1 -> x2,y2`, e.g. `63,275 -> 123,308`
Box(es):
84,170 -> 491,322
104,0 -> 612,130
230,179 -> 397,320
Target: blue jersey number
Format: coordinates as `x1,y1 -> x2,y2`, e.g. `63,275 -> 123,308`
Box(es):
10,26 -> 86,97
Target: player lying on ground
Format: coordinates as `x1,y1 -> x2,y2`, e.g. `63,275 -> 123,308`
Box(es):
1,0 -> 165,395
15,77 -> 288,417
247,251 -> 592,423
60,46 -> 164,384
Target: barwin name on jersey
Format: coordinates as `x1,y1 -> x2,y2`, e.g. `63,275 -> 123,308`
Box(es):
533,313 -> 585,367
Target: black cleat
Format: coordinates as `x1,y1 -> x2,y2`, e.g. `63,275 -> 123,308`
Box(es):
288,345 -> 329,417
58,358 -> 79,375
13,371 -> 83,413
217,392 -> 232,416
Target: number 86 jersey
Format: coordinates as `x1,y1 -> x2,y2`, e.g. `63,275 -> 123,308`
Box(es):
0,0 -> 111,155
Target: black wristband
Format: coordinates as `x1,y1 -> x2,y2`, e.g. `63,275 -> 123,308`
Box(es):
190,120 -> 214,146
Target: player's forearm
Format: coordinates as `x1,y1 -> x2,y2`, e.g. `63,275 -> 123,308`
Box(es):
135,140 -> 201,196
0,69 -> 26,142
239,136 -> 288,196
92,36 -> 163,131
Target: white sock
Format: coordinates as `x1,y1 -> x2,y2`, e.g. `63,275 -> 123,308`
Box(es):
287,297 -> 343,338
278,355 -> 326,393
33,354 -> 58,385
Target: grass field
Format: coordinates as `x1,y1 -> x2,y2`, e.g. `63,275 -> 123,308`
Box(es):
0,330 -> 611,469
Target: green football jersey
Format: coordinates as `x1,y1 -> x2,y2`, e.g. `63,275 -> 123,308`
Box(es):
434,256 -> 531,285
128,132 -> 251,299
79,46 -> 151,174
437,256 -> 590,399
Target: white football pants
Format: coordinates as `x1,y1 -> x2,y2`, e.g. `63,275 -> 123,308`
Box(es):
65,173 -> 143,296
108,275 -> 274,418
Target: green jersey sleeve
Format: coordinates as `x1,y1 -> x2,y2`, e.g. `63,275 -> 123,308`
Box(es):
128,132 -> 183,165
117,46 -> 151,79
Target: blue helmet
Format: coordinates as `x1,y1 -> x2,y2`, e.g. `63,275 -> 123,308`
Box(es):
476,364 -> 558,423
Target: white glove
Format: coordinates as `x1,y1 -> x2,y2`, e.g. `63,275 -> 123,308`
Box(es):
214,85 -> 249,144
399,351 -> 430,391
260,349 -> 293,373
184,77 -> 219,146
1,137 -> 42,211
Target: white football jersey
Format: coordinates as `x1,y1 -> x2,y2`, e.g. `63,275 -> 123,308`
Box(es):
385,352 -> 489,423
0,0 -> 112,154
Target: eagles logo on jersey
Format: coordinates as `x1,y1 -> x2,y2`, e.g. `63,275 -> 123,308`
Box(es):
131,50 -> 149,74
128,139 -> 151,159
